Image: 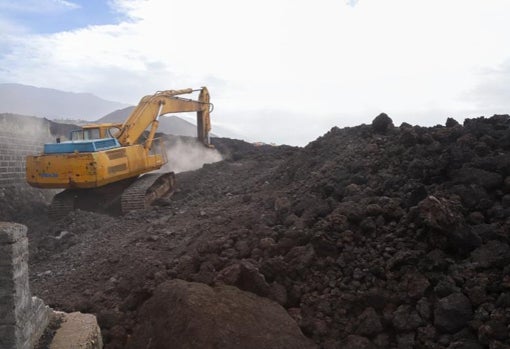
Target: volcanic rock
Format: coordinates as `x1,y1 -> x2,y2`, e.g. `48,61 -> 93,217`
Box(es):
470,240 -> 510,268
214,259 -> 271,297
434,293 -> 473,333
127,279 -> 316,349
342,335 -> 376,349
355,307 -> 383,337
372,113 -> 394,133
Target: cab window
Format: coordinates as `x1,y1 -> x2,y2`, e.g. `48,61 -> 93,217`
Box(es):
70,130 -> 83,141
70,128 -> 101,141
85,128 -> 101,140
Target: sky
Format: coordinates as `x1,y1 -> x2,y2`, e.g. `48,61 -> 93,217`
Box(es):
1,0 -> 509,145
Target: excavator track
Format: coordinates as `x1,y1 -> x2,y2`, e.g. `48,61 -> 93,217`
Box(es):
46,174 -> 175,219
48,190 -> 76,220
120,172 -> 175,214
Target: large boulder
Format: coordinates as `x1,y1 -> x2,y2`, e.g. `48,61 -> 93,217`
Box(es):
127,279 -> 317,349
372,113 -> 394,133
214,259 -> 271,297
470,240 -> 510,268
434,293 -> 473,333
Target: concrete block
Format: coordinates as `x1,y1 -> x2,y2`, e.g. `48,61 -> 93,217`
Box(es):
0,222 -> 26,243
0,241 -> 29,266
29,297 -> 52,348
0,222 -> 51,348
50,312 -> 103,349
0,325 -> 17,348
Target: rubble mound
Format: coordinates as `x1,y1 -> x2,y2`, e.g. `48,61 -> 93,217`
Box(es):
18,114 -> 510,349
0,186 -> 52,241
126,279 -> 316,349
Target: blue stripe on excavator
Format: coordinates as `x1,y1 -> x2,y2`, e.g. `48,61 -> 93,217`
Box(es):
43,138 -> 121,154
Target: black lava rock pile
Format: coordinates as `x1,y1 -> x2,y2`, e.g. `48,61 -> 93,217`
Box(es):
26,114 -> 510,349
174,114 -> 510,349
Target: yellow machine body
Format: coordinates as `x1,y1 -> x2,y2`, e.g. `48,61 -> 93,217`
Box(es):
26,141 -> 167,189
26,87 -> 211,191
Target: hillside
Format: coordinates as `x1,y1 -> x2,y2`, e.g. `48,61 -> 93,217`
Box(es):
2,113 -> 508,348
0,83 -> 128,120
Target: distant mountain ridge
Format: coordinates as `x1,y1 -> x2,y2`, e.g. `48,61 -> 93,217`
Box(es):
0,83 -> 129,120
1,83 -> 244,140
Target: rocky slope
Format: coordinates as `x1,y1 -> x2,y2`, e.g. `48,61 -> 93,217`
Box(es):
4,114 -> 509,348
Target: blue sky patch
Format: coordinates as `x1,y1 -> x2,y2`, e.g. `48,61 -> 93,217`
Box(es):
0,0 -> 123,34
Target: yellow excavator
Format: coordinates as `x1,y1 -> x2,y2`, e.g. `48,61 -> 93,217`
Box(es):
26,87 -> 212,218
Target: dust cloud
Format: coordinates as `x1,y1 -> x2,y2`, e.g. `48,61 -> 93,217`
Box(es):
0,114 -> 52,141
162,138 -> 223,173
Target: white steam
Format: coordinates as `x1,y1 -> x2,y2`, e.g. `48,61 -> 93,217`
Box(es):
162,138 -> 223,173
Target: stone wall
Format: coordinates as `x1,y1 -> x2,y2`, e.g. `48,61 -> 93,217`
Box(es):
0,114 -> 51,188
0,222 -> 51,349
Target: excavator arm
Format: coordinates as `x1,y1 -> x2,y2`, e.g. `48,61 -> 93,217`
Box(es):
115,87 -> 212,148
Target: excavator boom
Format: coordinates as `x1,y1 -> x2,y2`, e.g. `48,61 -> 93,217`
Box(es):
116,87 -> 212,148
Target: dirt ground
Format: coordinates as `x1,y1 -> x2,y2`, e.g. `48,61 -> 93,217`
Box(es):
3,115 -> 510,348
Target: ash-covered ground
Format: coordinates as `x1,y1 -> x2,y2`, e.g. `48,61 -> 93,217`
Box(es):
4,114 -> 510,349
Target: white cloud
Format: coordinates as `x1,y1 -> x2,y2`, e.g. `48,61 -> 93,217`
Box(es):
54,0 -> 80,10
1,0 -> 510,145
0,16 -> 29,36
464,59 -> 510,112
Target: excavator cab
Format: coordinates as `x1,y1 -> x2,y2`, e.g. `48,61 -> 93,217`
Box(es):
70,124 -> 122,141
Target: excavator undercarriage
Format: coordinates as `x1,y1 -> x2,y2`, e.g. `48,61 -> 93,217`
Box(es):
48,172 -> 175,219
